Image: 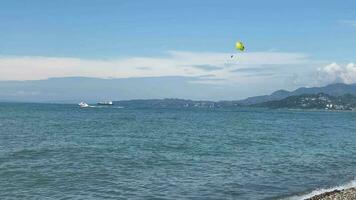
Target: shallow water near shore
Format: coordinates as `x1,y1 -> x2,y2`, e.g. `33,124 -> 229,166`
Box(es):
0,103 -> 355,199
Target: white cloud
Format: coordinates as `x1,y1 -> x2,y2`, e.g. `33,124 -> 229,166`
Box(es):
0,51 -> 309,82
316,62 -> 356,85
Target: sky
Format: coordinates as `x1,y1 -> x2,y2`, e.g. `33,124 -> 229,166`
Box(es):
0,0 -> 356,100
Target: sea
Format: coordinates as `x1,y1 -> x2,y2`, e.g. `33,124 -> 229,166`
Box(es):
0,102 -> 355,200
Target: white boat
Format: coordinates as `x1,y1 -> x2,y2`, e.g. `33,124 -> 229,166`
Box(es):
97,101 -> 113,105
78,102 -> 89,108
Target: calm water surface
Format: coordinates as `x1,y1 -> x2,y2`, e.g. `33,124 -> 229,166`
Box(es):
0,103 -> 355,199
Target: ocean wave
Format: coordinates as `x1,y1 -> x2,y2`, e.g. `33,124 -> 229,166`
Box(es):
284,179 -> 356,200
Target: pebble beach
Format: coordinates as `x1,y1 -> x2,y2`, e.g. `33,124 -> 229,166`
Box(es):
306,187 -> 356,200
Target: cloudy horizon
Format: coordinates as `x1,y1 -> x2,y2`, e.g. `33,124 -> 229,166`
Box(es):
0,1 -> 355,101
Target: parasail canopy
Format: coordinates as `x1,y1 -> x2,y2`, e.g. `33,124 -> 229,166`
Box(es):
235,41 -> 245,51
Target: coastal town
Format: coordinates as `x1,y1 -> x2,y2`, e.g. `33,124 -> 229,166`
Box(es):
257,93 -> 356,111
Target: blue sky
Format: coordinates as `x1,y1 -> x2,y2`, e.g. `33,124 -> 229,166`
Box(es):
0,0 -> 356,100
1,0 -> 355,59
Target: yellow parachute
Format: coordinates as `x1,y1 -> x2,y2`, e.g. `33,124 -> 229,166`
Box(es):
235,41 -> 245,51
231,41 -> 245,59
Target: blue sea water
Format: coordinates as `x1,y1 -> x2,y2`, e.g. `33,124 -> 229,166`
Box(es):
0,103 -> 355,200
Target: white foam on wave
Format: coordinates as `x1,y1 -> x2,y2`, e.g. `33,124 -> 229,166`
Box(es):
284,178 -> 356,200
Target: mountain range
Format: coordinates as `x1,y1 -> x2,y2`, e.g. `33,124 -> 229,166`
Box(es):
1,76 -> 356,105
254,93 -> 356,110
237,83 -> 356,105
112,83 -> 356,109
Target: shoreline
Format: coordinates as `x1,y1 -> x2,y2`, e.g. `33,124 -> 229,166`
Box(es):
286,180 -> 356,200
306,187 -> 356,200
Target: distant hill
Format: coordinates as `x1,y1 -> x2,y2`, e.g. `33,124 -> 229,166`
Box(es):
237,89 -> 291,105
114,99 -> 217,109
2,76 -> 356,106
254,93 -> 356,111
238,83 -> 356,105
